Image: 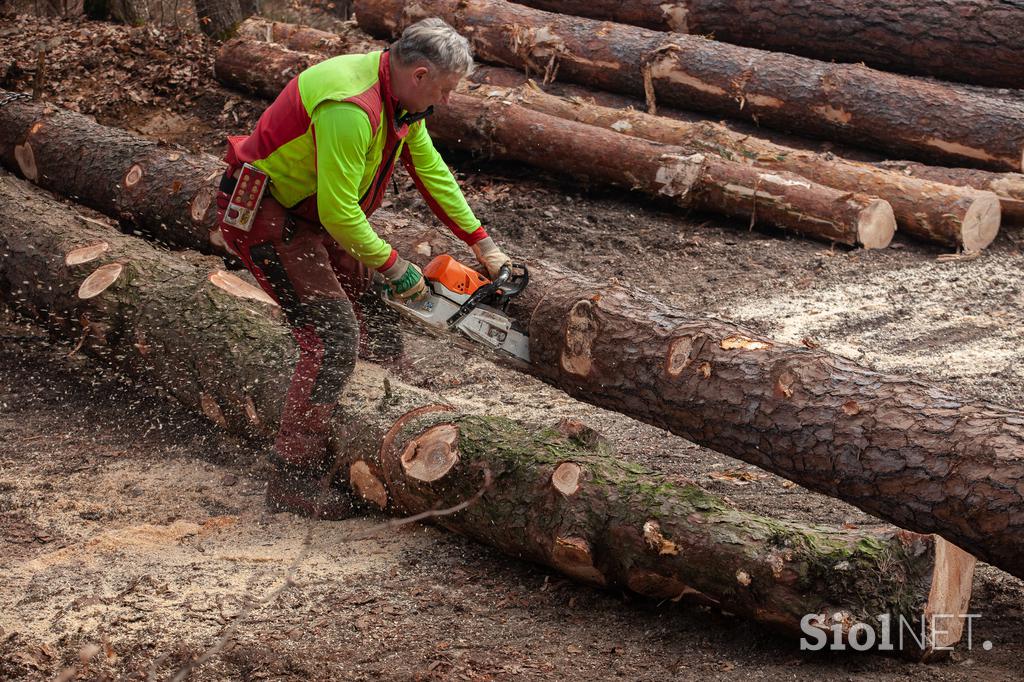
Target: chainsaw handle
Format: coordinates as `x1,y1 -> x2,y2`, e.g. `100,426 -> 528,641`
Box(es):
446,263 -> 528,327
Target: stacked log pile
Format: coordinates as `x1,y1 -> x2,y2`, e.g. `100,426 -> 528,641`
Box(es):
509,0 -> 1024,88
224,18 -> 1024,246
0,171 -> 975,655
1,97 -> 1022,584
216,38 -> 895,248
353,0 -> 1024,173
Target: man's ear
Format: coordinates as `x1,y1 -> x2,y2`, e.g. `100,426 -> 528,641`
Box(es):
412,66 -> 430,82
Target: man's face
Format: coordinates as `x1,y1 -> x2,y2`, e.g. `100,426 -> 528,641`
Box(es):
402,66 -> 462,113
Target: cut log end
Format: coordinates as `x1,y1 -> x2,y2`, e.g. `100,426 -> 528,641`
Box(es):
551,462 -> 581,496
65,242 -> 110,266
921,538 -> 977,658
960,193 -> 1001,252
78,262 -> 123,299
400,423 -> 460,482
209,270 -> 278,307
856,199 -> 896,249
14,143 -> 38,181
349,460 -> 388,509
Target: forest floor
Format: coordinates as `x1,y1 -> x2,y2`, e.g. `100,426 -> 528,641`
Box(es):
0,8 -> 1023,682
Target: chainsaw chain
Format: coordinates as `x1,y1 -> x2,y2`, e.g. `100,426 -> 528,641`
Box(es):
0,91 -> 31,108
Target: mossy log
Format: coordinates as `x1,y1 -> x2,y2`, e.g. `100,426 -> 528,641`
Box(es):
0,173 -> 974,656
214,40 -> 896,248
354,0 -> 1024,172
479,83 -> 1000,249
0,172 -> 288,436
510,0 -> 1024,89
2,98 -> 1023,581
344,408 -> 973,658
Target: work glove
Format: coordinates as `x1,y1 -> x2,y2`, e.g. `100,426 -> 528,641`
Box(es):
471,236 -> 512,279
381,255 -> 429,303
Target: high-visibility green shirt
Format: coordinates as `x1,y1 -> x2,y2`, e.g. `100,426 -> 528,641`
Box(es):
229,50 -> 486,270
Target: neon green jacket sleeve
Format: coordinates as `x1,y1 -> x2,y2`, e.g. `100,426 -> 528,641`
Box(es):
400,119 -> 486,244
311,101 -> 394,268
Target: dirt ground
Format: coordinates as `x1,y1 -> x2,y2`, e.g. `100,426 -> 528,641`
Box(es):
1,8 -> 1023,682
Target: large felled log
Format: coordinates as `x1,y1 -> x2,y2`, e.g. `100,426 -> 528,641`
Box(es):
3,97 -> 1023,580
355,0 -> 1024,172
875,161 -> 1024,225
510,0 -> 1024,89
0,172 -> 974,656
466,83 -> 1000,250
347,408 -> 974,658
0,173 -> 288,436
213,40 -> 895,248
0,97 -> 225,255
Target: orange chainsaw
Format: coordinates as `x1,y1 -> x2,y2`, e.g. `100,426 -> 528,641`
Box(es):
382,255 -> 530,362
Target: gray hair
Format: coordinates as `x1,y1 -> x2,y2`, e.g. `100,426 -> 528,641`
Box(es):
391,18 -> 474,76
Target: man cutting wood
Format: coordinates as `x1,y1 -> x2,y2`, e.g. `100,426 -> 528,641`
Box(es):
214,17 -> 511,518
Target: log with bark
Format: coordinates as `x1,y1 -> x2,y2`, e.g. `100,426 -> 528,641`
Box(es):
0,172 -> 974,656
354,0 -> 1024,172
234,16 -> 385,54
0,173 -> 288,437
213,41 -> 896,248
874,161 -> 1024,225
477,82 -> 1001,249
230,17 -> 1024,229
194,0 -> 255,40
348,407 -> 975,658
509,0 -> 1024,89
2,97 -> 1023,580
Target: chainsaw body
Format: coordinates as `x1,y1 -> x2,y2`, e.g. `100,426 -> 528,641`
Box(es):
383,255 -> 530,362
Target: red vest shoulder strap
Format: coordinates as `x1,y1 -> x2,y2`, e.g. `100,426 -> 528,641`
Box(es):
343,82 -> 383,137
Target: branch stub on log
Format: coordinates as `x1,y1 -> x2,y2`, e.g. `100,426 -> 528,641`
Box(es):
78,262 -> 123,299
349,460 -> 388,509
551,462 -> 582,496
65,241 -> 110,266
209,270 -> 278,307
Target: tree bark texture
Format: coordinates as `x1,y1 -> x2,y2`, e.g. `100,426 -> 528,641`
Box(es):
214,40 -> 896,248
875,161 -> 1024,225
234,16 -> 385,53
487,83 -> 1002,248
350,408 -> 974,657
354,0 -> 1024,172
194,0 -> 251,40
0,172 -> 289,437
2,98 -> 1023,580
0,185 -> 973,653
0,98 -> 225,256
510,0 -> 1024,89
109,0 -> 149,25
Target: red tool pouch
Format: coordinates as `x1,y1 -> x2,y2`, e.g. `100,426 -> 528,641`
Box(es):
222,163 -> 269,233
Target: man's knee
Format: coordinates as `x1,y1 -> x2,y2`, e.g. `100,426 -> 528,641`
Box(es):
298,298 -> 359,404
